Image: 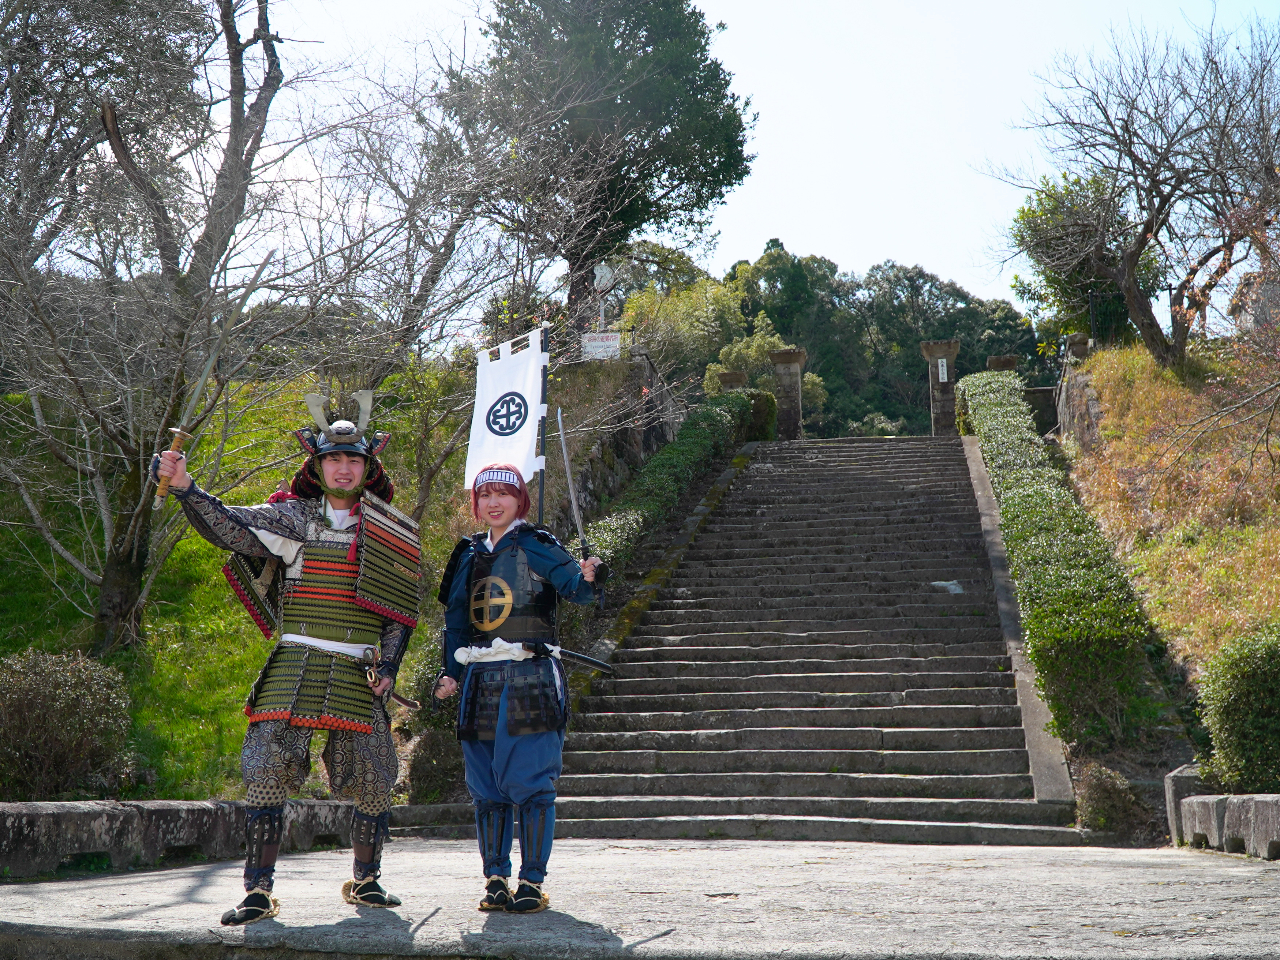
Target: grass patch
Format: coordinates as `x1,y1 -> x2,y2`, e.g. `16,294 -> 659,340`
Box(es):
1071,345 -> 1280,669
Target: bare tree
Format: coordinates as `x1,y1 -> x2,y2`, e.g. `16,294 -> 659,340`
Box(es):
0,0 -> 297,652
1010,18 -> 1280,366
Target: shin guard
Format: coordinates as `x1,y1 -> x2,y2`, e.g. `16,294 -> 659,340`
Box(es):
351,809 -> 390,881
517,801 -> 555,884
243,806 -> 284,892
474,801 -> 514,878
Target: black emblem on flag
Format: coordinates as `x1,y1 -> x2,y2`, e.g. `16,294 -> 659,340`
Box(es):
486,392 -> 528,436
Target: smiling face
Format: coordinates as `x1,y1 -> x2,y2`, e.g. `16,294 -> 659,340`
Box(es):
476,484 -> 521,537
319,451 -> 367,504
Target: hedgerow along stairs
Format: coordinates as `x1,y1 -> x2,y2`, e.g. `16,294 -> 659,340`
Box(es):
397,436 -> 1083,844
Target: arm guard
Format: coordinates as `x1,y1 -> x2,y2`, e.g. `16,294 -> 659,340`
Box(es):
174,483 -> 307,557
525,527 -> 598,605
376,622 -> 412,686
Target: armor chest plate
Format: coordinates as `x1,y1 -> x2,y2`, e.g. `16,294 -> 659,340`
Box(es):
280,541 -> 385,645
468,540 -> 557,644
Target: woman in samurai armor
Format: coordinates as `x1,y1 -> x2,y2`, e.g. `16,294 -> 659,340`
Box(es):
433,464 -> 603,914
153,391 -> 421,925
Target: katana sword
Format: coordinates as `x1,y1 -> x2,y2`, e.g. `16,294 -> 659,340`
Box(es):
556,408 -> 610,595
152,251 -> 274,509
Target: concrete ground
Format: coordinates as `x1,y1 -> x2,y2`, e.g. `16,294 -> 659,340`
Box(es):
0,838 -> 1276,959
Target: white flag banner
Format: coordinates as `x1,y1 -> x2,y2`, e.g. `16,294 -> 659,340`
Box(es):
463,328 -> 548,489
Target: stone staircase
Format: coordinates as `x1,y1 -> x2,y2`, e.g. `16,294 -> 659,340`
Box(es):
396,437 -> 1083,844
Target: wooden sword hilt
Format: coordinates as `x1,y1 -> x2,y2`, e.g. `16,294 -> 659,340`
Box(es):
152,427 -> 193,509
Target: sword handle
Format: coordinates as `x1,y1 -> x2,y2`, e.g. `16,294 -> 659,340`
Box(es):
152,428 -> 193,510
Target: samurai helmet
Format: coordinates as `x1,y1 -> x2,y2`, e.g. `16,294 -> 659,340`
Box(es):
295,390 -> 390,458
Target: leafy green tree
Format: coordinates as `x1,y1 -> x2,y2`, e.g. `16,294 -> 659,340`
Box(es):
474,0 -> 754,324
624,274 -> 745,377
1010,174 -> 1165,346
726,243 -> 1045,436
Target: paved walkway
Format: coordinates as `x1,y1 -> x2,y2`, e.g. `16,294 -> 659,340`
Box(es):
0,839 -> 1275,959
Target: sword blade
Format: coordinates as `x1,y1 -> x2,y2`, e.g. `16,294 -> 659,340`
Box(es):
557,407 -> 590,558
177,250 -> 274,430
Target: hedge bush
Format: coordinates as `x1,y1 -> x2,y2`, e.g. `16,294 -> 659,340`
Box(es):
1199,626 -> 1280,793
956,371 -> 1150,745
587,391 -> 756,568
0,650 -> 134,800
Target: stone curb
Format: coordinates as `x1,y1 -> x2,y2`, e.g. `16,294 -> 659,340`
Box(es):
961,436 -> 1075,807
1181,793 -> 1280,858
567,441 -> 761,705
0,798 -> 353,880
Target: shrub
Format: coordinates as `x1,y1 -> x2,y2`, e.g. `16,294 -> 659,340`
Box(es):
585,391 -> 753,567
956,371 -> 1150,745
1074,761 -> 1152,837
0,650 -> 133,801
1199,625 -> 1280,793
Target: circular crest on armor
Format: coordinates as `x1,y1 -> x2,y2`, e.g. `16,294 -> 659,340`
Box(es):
470,576 -> 513,631
486,392 -> 528,437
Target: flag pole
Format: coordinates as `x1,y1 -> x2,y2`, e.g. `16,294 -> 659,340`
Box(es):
537,321 -> 549,525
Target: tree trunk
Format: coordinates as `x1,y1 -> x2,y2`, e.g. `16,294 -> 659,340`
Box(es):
565,259 -> 596,335
1119,262 -> 1180,367
93,464 -> 152,656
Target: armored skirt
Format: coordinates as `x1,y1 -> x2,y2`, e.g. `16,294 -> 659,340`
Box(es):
247,642 -> 379,734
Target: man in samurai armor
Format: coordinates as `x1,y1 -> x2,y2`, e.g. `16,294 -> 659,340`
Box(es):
433,463 -> 603,914
154,391 -> 421,925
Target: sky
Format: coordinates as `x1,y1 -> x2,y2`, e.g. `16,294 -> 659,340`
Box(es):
271,0 -> 1268,309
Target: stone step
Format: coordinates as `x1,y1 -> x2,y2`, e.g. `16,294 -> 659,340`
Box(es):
685,532 -> 986,553
560,748 -> 1029,777
611,653 -> 1009,679
578,687 -> 1018,713
702,513 -> 982,533
398,815 -> 1088,845
388,795 -> 1073,830
645,594 -> 992,614
680,552 -> 989,571
570,704 -> 1023,732
654,580 -> 995,601
555,771 -> 1034,799
670,557 -> 990,577
622,629 -> 1005,650
613,647 -> 1009,668
637,614 -> 1002,634
597,670 -> 1014,696
563,726 -> 1028,753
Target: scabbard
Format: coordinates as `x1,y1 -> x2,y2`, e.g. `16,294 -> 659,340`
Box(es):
525,644 -> 616,675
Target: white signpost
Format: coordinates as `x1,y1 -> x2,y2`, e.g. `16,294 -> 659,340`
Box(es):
582,332 -> 622,360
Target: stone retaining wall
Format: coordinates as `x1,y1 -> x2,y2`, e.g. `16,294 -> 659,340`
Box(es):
544,350 -> 683,542
0,798 -> 352,879
1177,794 -> 1280,859
1055,365 -> 1104,452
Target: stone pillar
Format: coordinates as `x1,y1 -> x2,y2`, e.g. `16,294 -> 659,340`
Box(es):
768,348 -> 807,441
920,339 -> 961,437
717,370 -> 748,390
1065,333 -> 1090,360
987,355 -> 1019,371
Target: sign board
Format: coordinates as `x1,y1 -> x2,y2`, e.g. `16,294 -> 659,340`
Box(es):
582,332 -> 622,360
937,358 -> 948,383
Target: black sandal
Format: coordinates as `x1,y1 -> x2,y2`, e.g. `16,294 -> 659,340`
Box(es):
221,888 -> 280,926
479,875 -> 512,911
342,877 -> 402,907
505,881 -> 549,914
